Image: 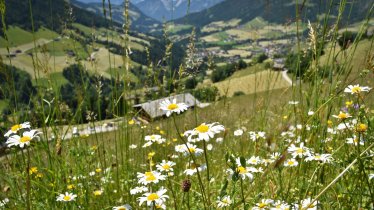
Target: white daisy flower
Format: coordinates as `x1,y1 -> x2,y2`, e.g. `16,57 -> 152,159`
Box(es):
247,156 -> 262,165
142,141 -> 153,148
253,199 -> 274,209
226,158 -> 254,180
216,195 -> 232,208
0,198 -> 9,207
175,143 -> 204,156
154,203 -> 166,209
184,122 -> 225,142
332,111 -> 351,120
249,131 -> 266,141
184,163 -> 207,176
56,192 -> 77,202
270,152 -> 281,160
216,137 -> 224,143
130,186 -> 148,195
234,129 -> 244,136
262,158 -> 274,166
159,98 -> 188,117
305,153 -> 333,163
271,200 -> 290,210
344,84 -> 371,94
145,134 -> 162,142
156,160 -> 176,173
138,188 -> 169,207
288,143 -> 311,158
284,158 -> 298,167
6,129 -> 41,148
129,144 -> 137,149
207,144 -> 213,151
346,135 -> 365,146
137,171 -> 166,185
4,122 -> 31,137
308,110 -> 315,116
300,197 -> 318,210
112,204 -> 132,210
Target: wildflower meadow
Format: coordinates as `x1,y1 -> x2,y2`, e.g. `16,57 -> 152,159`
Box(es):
0,0 -> 373,209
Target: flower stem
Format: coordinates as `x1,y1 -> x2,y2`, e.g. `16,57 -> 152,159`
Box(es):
26,147 -> 31,210
172,115 -> 208,210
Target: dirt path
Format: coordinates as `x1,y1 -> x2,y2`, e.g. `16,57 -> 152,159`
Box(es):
0,38 -> 57,55
282,69 -> 293,85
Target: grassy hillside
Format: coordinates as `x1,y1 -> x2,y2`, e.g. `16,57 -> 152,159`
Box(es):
212,68 -> 291,97
2,0 -> 118,33
0,26 -> 59,48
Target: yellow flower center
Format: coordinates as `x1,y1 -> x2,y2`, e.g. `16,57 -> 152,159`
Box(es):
117,208 -> 126,210
188,147 -> 196,153
288,161 -> 294,165
296,148 -> 304,154
11,124 -> 22,132
63,195 -> 71,201
93,190 -> 102,196
20,136 -> 31,143
315,155 -> 321,159
162,164 -> 171,170
145,172 -> 157,181
147,193 -> 159,201
190,163 -> 200,169
354,138 -> 359,143
29,167 -> 38,175
196,124 -> 209,133
356,124 -> 367,132
237,166 -> 247,174
345,101 -> 353,107
352,86 -> 362,93
167,103 -> 178,110
258,203 -> 267,208
338,112 -> 348,119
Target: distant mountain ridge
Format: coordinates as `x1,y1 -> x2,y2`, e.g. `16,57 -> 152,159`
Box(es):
134,0 -> 225,21
73,0 -> 127,5
175,0 -> 373,28
71,0 -> 160,33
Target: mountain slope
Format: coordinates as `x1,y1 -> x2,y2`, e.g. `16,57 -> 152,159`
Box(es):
71,0 -> 160,33
2,0 -> 119,33
135,0 -> 224,21
175,0 -> 372,28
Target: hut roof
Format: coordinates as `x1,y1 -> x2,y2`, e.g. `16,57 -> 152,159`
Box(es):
133,93 -> 200,119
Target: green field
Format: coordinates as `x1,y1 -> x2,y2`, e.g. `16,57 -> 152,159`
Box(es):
33,72 -> 69,88
213,69 -> 291,97
0,26 -> 59,47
